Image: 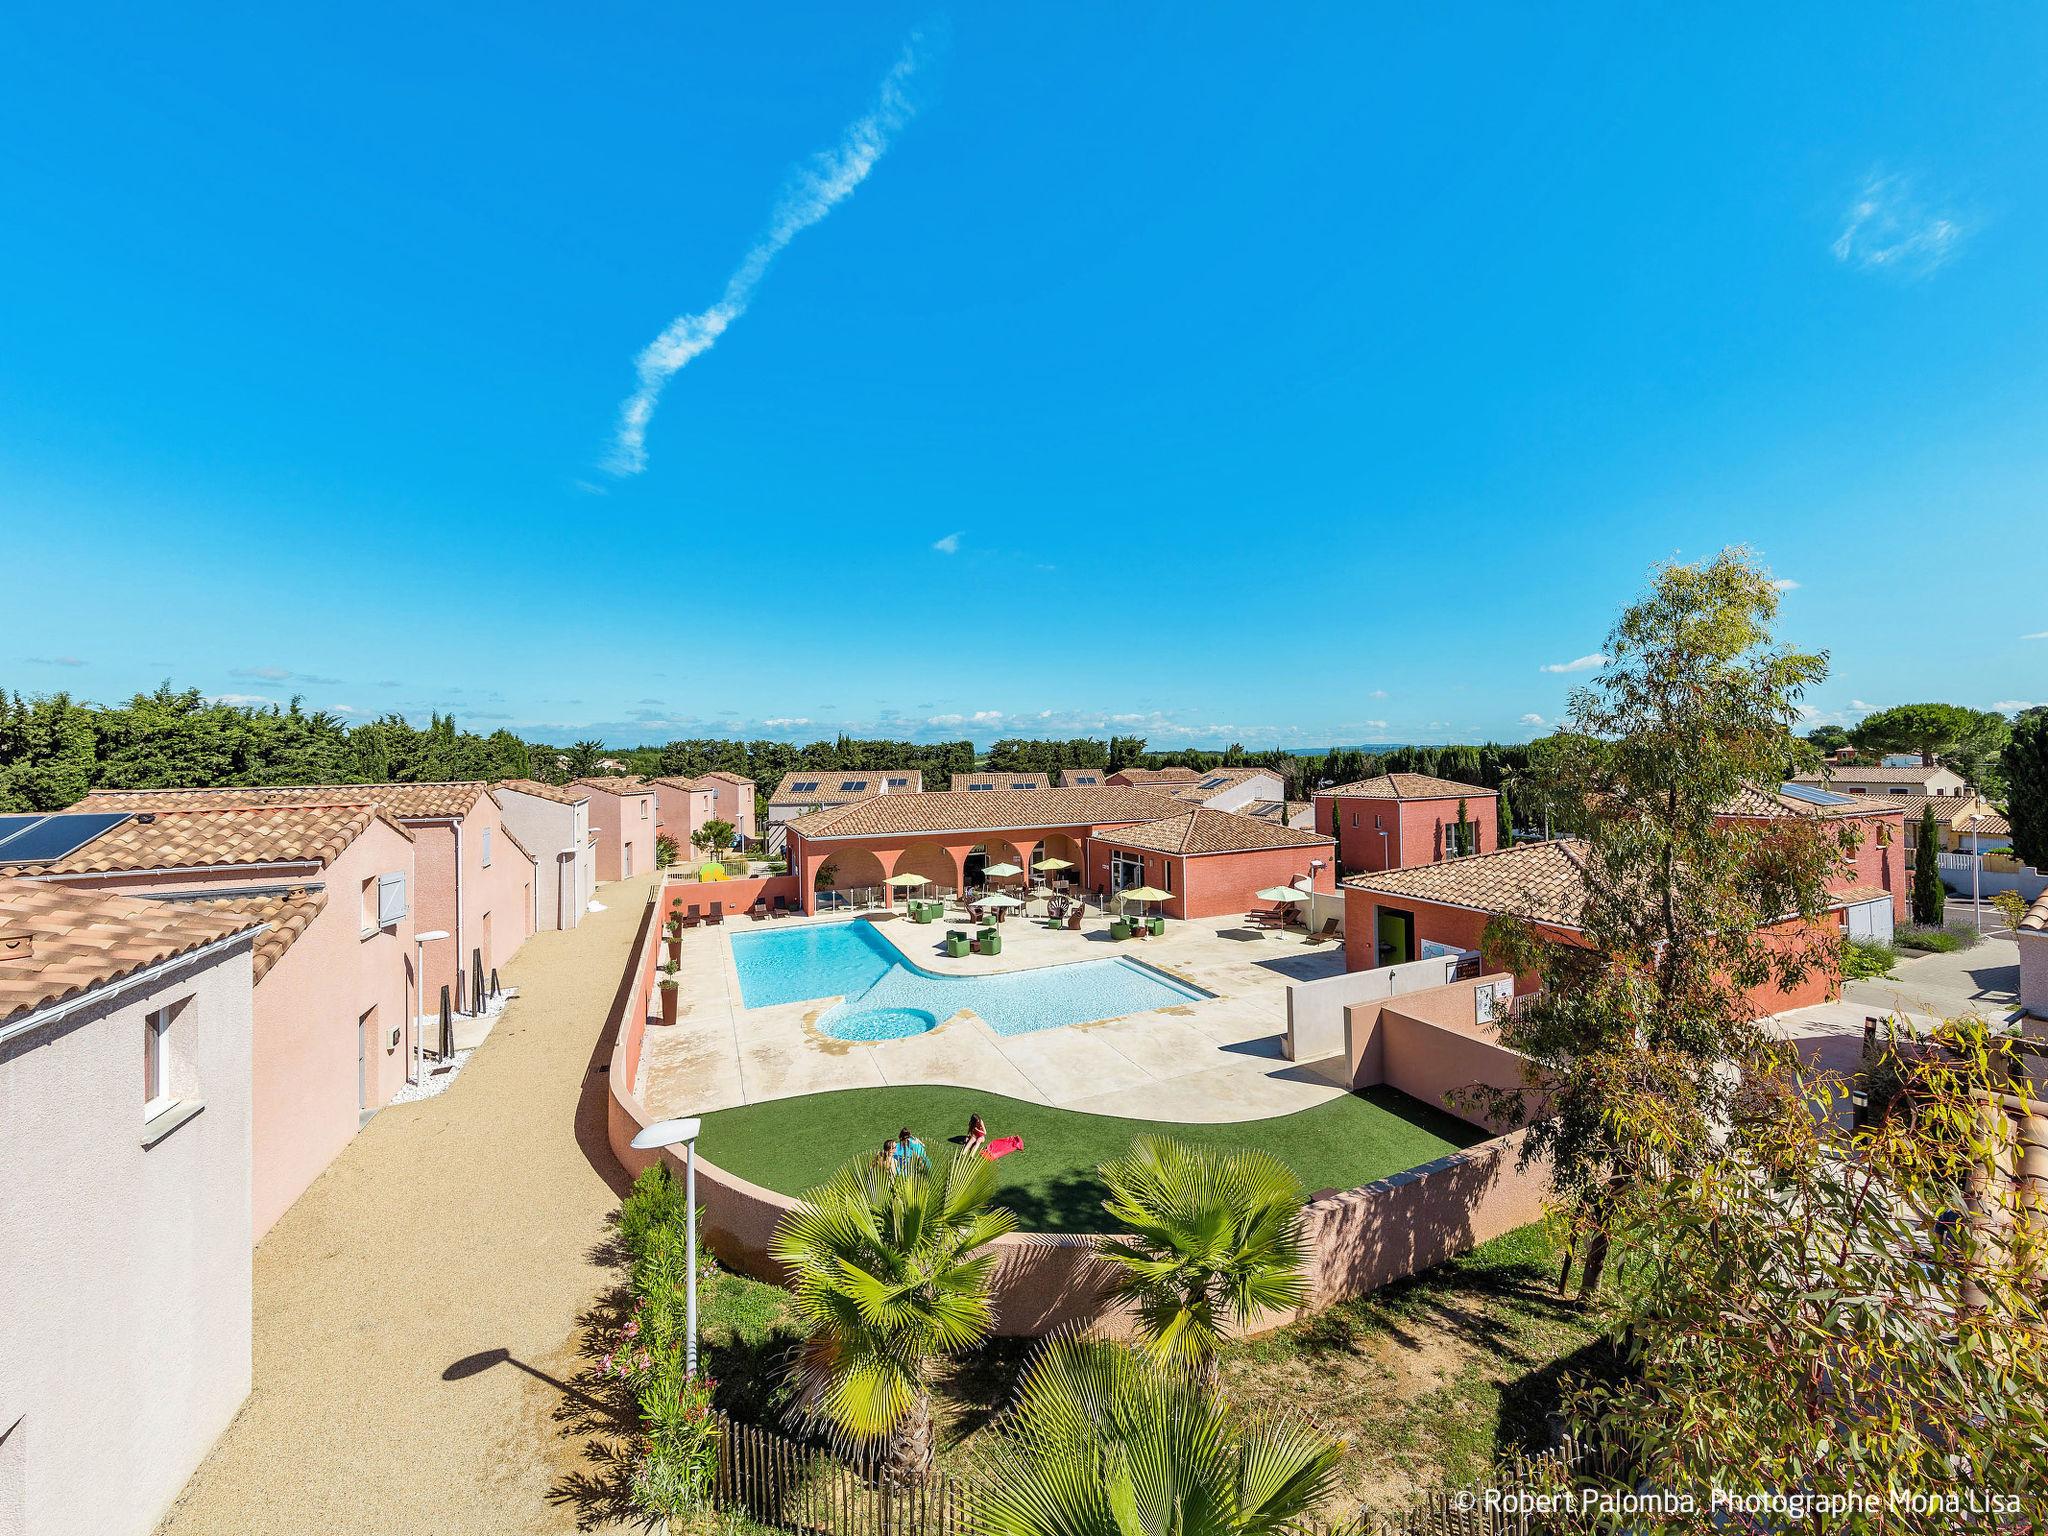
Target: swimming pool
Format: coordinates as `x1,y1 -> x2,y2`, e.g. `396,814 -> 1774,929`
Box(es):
728,920 -> 1210,1041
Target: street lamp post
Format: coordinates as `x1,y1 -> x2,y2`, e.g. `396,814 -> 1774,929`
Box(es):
630,1115 -> 703,1374
1969,814 -> 1985,934
412,930 -> 451,1086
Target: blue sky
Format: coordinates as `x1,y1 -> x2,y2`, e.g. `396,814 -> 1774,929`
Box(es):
4,4 -> 2043,747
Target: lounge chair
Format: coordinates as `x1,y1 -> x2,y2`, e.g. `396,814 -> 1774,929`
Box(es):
681,904 -> 702,929
748,898 -> 769,921
707,901 -> 724,925
770,895 -> 793,918
1307,917 -> 1339,942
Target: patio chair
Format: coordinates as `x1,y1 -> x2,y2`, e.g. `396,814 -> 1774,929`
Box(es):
1149,916 -> 1165,937
770,895 -> 793,917
975,927 -> 1002,956
748,898 -> 768,921
1307,917 -> 1340,942
681,904 -> 702,929
944,934 -> 970,959
1111,919 -> 1132,941
707,901 -> 724,925
1066,906 -> 1084,930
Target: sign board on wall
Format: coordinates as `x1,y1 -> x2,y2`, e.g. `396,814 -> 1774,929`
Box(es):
1475,977 -> 1514,1026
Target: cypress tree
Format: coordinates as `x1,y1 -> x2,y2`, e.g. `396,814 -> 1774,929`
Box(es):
1912,803 -> 1946,927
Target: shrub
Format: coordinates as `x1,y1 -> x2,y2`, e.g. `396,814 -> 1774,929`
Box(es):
656,834 -> 679,867
1896,924 -> 1975,954
1840,938 -> 1896,979
610,1164 -> 721,1519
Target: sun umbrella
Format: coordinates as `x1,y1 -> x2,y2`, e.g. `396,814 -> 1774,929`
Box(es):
976,891 -> 1024,908
982,862 -> 1024,879
884,871 -> 931,908
1032,857 -> 1074,871
1255,885 -> 1309,903
1118,884 -> 1170,921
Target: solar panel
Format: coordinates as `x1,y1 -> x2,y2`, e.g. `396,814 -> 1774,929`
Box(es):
1778,782 -> 1854,806
0,811 -> 132,863
0,814 -> 42,839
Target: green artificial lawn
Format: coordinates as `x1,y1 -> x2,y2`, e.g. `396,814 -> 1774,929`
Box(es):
696,1084 -> 1488,1232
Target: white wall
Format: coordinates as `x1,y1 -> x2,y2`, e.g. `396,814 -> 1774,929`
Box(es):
1286,949 -> 1476,1063
495,791 -> 593,929
0,941 -> 257,1536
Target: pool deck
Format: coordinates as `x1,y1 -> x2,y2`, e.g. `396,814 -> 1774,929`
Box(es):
639,905 -> 1352,1123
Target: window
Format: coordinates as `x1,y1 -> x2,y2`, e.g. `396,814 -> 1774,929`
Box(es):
640,799 -> 649,819
1010,781 -> 1036,790
1110,850 -> 1146,890
143,1006 -> 175,1120
841,780 -> 868,793
887,777 -> 909,789
1445,820 -> 1478,858
1350,812 -> 1359,828
481,827 -> 493,867
377,873 -> 407,927
1161,862 -> 1172,892
968,784 -> 991,791
790,780 -> 819,793
1200,775 -> 1228,790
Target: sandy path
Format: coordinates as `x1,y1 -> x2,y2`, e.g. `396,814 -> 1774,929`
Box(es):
158,875 -> 657,1536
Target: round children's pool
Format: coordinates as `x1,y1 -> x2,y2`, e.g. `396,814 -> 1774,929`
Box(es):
824,1006 -> 943,1042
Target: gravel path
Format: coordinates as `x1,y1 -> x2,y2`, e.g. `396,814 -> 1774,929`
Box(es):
158,875 -> 658,1536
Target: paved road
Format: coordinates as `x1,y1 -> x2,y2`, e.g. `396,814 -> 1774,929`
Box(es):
158,876 -> 656,1536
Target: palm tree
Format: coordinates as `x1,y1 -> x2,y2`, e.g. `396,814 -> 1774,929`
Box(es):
1095,1137 -> 1309,1387
975,1335 -> 1341,1536
770,1153 -> 1017,1485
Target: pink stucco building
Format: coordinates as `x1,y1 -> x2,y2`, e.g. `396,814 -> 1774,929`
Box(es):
1312,773 -> 1499,877
10,803 -> 419,1235
494,779 -> 595,928
573,777 -> 658,882
1,877 -> 263,1536
77,782 -> 538,1018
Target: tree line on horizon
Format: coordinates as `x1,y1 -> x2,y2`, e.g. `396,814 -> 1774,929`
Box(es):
2,683 -> 2039,867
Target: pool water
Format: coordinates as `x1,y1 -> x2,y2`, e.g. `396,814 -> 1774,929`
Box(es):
729,920 -> 1210,1041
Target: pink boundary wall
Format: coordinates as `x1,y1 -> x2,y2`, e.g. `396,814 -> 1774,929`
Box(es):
606,888 -> 1555,1336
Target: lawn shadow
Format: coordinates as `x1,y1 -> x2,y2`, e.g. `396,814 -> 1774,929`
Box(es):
1492,1333 -> 1625,1460
990,1166 -> 1108,1233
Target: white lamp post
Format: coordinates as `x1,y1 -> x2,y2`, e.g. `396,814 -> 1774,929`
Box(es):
1969,814 -> 1985,934
630,1115 -> 703,1374
412,930 -> 452,1086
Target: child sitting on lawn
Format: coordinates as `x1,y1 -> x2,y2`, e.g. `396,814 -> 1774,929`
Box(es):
894,1126 -> 927,1173
874,1139 -> 899,1176
963,1114 -> 987,1157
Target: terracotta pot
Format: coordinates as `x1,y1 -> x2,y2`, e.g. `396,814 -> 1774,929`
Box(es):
667,936 -> 682,964
659,982 -> 680,1026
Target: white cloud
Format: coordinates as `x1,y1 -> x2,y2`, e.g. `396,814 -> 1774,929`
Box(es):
1770,578 -> 1800,592
927,713 -> 964,726
230,665 -> 293,681
605,35 -> 927,475
971,710 -> 1002,723
2024,631 -> 2048,641
1519,712 -> 1545,725
1540,653 -> 1607,674
1831,172 -> 1967,276
1368,689 -> 1388,700
1850,699 -> 1873,712
1362,719 -> 1389,731
762,716 -> 812,727
1994,700 -> 2035,712
932,532 -> 962,555
209,693 -> 274,707
332,705 -> 359,715
26,654 -> 86,667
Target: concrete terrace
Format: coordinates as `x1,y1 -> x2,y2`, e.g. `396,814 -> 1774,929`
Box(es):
638,905 -> 1350,1122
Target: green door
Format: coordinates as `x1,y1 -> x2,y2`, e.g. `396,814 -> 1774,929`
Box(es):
1375,907 -> 1414,967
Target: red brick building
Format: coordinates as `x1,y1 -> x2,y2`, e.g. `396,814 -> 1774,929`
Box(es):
1313,773 -> 1498,877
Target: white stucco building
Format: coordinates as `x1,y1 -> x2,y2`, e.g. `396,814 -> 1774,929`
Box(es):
0,876 -> 265,1536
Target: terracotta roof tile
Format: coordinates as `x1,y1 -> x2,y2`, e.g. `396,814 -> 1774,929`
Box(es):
0,876 -> 264,1025
2021,892 -> 2048,934
1,804 -> 406,877
769,770 -> 923,806
788,787 -> 1190,840
1055,770 -> 1106,788
494,778 -> 591,806
1789,765 -> 1958,786
1343,839 -> 1592,928
690,770 -> 755,788
77,781 -> 488,819
1109,768 -> 1201,785
572,777 -> 656,800
1095,807 -> 1334,856
953,773 -> 1051,792
183,889 -> 327,982
1324,773 -> 1493,800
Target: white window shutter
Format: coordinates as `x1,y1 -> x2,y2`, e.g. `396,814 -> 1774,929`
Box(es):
377,873 -> 407,927
481,827 -> 493,867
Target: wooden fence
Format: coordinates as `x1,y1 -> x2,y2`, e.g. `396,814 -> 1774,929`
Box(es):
709,1411 -> 1596,1536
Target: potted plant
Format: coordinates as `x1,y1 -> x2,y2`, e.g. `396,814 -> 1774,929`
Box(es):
664,915 -> 683,964
657,965 -> 681,1026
